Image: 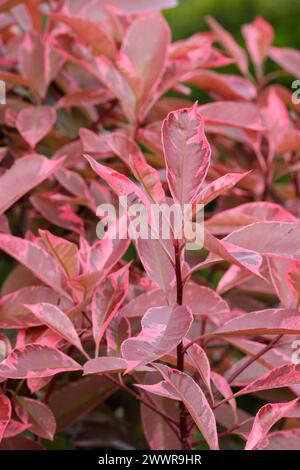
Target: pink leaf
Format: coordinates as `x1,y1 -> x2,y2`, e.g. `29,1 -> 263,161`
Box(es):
269,47 -> 300,78
24,303 -> 84,354
155,364 -> 219,450
0,234 -> 70,298
211,372 -> 237,421
16,106 -> 56,149
241,17 -> 274,75
162,103 -> 211,205
216,308 -> 300,336
83,357 -> 152,375
257,429 -> 300,450
14,396 -> 56,441
199,101 -> 264,130
206,16 -> 249,75
120,13 -> 170,104
184,70 -> 256,100
0,286 -> 71,329
185,340 -> 213,399
92,264 -> 129,353
121,305 -> 193,370
197,171 -> 251,205
0,394 -> 11,443
245,398 -> 299,450
39,229 -> 79,279
0,154 -> 65,216
0,344 -> 81,379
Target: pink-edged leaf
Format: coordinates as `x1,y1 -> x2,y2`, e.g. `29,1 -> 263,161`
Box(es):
269,47 -> 300,77
218,222 -> 300,260
184,70 -> 256,100
39,229 -> 79,279
211,372 -> 237,421
50,13 -> 117,59
14,396 -> 56,441
55,88 -> 113,109
119,289 -> 167,318
94,56 -> 136,122
0,234 -> 70,298
120,13 -> 170,103
185,340 -> 213,399
216,308 -> 300,336
24,303 -> 84,354
121,305 -> 193,370
245,398 -> 299,450
0,286 -> 71,329
92,264 -> 129,353
162,103 -> 211,205
3,420 -> 30,439
203,229 -> 263,279
0,344 -> 81,379
277,128 -> 300,154
16,106 -> 56,149
0,394 -> 11,443
135,237 -> 175,294
205,202 -> 298,235
83,356 -> 152,375
241,17 -> 274,75
0,154 -> 65,216
197,171 -> 250,205
257,429 -> 300,450
206,16 -> 249,75
236,363 -> 300,396
155,364 -> 219,450
261,89 -> 289,157
30,193 -> 84,236
268,257 -> 300,308
199,101 -> 264,130
140,372 -> 181,450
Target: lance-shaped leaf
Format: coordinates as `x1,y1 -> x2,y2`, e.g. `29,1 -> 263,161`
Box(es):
0,344 -> 81,379
236,363 -> 300,396
83,357 -> 152,375
199,102 -> 264,130
268,257 -> 300,308
162,103 -> 211,205
184,70 -> 256,101
197,171 -> 251,205
14,396 -> 56,441
39,229 -> 79,279
0,395 -> 11,443
25,303 -> 85,355
245,398 -> 299,450
50,13 -> 117,59
0,234 -> 70,298
206,16 -> 249,76
258,429 -> 300,450
121,305 -> 193,370
269,47 -> 300,78
0,154 -> 65,216
92,264 -> 129,354
16,106 -> 57,149
241,17 -> 274,75
120,13 -> 170,102
211,372 -> 237,422
135,237 -> 175,294
3,420 -> 30,439
185,341 -> 213,400
155,364 -> 219,450
0,286 -> 71,329
215,308 -> 300,336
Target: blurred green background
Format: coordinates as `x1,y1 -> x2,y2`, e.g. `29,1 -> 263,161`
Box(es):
165,0 -> 300,48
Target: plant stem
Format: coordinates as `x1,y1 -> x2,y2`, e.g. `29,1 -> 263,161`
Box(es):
174,240 -> 190,450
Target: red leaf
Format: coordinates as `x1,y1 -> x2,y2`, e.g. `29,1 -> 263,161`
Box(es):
0,394 -> 11,443
242,17 -> 274,75
14,396 -> 56,441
